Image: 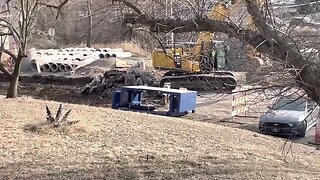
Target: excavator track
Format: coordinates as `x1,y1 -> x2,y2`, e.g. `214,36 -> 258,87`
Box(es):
159,72 -> 237,91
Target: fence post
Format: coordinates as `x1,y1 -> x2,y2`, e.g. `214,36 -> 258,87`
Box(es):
232,92 -> 235,120
244,90 -> 247,117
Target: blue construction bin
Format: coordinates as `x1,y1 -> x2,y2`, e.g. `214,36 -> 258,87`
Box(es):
111,86 -> 197,117
112,91 -> 121,109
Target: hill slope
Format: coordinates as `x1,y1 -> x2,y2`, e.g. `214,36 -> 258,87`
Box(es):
0,96 -> 319,179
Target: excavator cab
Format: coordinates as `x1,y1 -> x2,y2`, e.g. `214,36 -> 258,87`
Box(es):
213,41 -> 230,70
200,41 -> 230,72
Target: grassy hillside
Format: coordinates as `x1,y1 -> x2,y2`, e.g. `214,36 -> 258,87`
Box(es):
0,95 -> 319,179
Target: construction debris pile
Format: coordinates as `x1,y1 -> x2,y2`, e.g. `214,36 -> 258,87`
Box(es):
80,68 -> 157,97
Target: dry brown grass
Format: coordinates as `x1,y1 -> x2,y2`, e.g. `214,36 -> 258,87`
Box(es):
23,121 -> 89,136
1,95 -> 320,179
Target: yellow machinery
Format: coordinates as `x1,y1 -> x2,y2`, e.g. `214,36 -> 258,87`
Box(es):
152,0 -> 261,90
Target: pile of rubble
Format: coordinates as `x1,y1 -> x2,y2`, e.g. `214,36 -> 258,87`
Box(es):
80,68 -> 157,98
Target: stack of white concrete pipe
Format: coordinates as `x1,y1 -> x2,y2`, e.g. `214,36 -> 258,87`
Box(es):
29,47 -> 132,73
92,48 -> 132,58
61,48 -> 132,58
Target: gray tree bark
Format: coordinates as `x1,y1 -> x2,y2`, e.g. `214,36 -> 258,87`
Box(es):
86,0 -> 93,48
6,55 -> 22,98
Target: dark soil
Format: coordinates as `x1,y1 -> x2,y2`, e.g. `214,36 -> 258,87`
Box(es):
0,81 -> 112,107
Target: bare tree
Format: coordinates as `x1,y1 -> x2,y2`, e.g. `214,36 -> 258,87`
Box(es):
112,0 -> 320,105
32,0 -> 147,47
0,0 -> 69,98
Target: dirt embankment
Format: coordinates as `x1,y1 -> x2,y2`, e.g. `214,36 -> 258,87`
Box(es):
0,96 -> 319,179
0,74 -> 92,86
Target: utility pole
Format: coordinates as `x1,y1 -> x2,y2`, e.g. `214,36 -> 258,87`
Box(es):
165,0 -> 168,17
165,0 -> 168,45
165,0 -> 175,48
86,0 -> 92,47
170,0 -> 174,46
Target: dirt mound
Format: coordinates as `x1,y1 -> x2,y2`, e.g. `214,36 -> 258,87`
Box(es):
83,58 -> 117,68
74,58 -> 143,76
75,66 -> 106,76
74,59 -> 117,75
1,96 -> 320,179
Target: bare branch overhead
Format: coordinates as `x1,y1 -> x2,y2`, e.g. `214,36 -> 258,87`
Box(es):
117,0 -> 320,103
38,0 -> 70,19
112,0 -> 142,15
0,62 -> 12,78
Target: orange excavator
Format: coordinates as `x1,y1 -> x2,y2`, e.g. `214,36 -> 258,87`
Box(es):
152,0 -> 261,90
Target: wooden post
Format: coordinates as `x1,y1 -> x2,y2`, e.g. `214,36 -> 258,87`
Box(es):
244,90 -> 247,117
232,92 -> 235,120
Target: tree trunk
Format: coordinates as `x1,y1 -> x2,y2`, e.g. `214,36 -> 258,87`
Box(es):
86,0 -> 92,48
6,56 -> 22,98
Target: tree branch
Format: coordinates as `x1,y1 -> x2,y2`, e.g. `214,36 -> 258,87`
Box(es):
0,36 -> 12,78
0,49 -> 17,60
0,62 -> 12,78
38,0 -> 69,19
112,0 -> 142,15
125,16 -> 272,53
38,0 -> 69,9
0,32 -> 13,36
244,0 -> 320,102
118,0 -> 320,103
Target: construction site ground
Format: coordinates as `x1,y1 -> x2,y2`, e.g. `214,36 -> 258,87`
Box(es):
1,94 -> 320,179
0,81 -> 317,149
